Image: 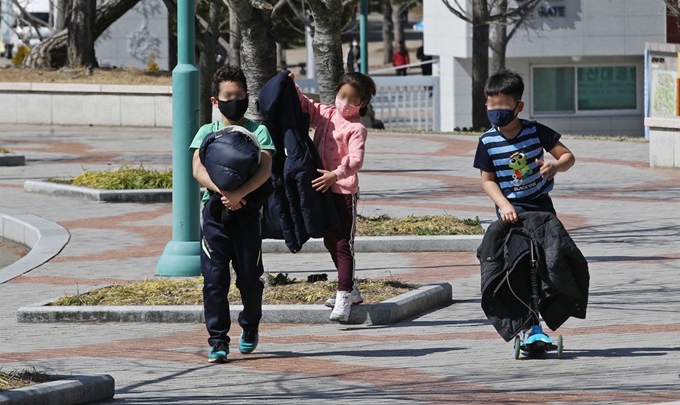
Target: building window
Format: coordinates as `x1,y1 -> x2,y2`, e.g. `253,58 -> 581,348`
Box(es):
533,67 -> 575,113
532,65 -> 637,115
577,66 -> 637,111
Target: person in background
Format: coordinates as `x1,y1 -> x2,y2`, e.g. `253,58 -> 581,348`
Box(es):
392,40 -> 410,76
416,44 -> 432,76
346,38 -> 361,73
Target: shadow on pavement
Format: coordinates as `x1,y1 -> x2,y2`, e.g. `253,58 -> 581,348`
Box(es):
564,346 -> 680,359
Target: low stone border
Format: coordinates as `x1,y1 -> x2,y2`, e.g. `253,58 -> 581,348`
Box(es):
0,374 -> 114,405
0,208 -> 70,285
17,283 -> 452,325
23,180 -> 484,252
24,180 -> 172,203
0,153 -> 25,166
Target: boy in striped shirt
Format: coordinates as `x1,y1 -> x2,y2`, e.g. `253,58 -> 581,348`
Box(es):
473,69 -> 575,223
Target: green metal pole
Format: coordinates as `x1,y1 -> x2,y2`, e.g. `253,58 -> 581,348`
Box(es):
156,0 -> 201,276
359,0 -> 368,74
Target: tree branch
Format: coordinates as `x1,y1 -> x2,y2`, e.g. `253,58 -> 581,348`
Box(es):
665,0 -> 680,21
271,0 -> 287,18
11,0 -> 52,40
441,0 -> 472,23
506,0 -> 541,41
283,0 -> 314,29
488,0 -> 542,22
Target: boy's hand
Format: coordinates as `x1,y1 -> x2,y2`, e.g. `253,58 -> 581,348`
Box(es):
536,159 -> 557,181
312,169 -> 337,193
499,203 -> 518,224
288,72 -> 295,81
220,190 -> 247,211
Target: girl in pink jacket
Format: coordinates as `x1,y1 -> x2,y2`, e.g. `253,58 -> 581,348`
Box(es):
292,72 -> 377,322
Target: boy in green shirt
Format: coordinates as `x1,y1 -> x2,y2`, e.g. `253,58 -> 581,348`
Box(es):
190,65 -> 276,363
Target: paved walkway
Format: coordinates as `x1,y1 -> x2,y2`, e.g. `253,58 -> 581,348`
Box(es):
0,125 -> 679,404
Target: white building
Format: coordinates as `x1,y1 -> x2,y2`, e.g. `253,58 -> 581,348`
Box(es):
95,0 -> 169,70
424,0 -> 671,136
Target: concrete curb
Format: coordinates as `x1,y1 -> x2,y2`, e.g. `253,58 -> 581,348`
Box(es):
17,283 -> 452,325
24,180 -> 172,203
0,209 -> 70,285
263,235 -> 482,253
0,153 -> 25,166
0,374 -> 114,405
23,181 -> 484,253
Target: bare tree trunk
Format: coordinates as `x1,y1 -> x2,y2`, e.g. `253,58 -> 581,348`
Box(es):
228,5 -> 241,68
197,0 -> 221,125
226,0 -> 277,120
23,0 -> 141,69
490,0 -> 507,73
472,0 -> 490,130
307,0 -> 344,104
168,6 -> 177,71
67,0 -> 96,67
391,0 -> 404,46
276,41 -> 285,70
56,0 -> 70,31
382,0 -> 393,64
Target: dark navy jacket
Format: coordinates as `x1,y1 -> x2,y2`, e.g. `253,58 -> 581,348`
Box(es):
258,70 -> 339,252
478,212 -> 589,342
199,127 -> 274,227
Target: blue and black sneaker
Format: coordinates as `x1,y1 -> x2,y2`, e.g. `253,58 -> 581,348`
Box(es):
239,329 -> 259,354
208,342 -> 228,363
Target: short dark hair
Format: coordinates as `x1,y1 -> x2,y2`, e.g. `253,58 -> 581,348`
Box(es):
336,72 -> 377,117
484,68 -> 524,102
211,65 -> 248,99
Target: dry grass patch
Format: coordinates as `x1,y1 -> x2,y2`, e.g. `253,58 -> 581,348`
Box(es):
46,166 -> 172,190
0,66 -> 171,85
0,369 -> 51,392
50,277 -> 417,306
0,147 -> 9,154
357,214 -> 482,236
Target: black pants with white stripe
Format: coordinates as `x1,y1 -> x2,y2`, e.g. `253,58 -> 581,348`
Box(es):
323,193 -> 357,292
200,196 -> 264,346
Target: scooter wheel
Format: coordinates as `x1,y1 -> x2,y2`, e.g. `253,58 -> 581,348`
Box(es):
557,335 -> 563,359
514,336 -> 521,360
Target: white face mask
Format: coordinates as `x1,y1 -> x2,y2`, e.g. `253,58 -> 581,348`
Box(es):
352,42 -> 358,47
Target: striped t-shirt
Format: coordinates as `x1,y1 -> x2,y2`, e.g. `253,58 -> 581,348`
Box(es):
473,120 -> 561,202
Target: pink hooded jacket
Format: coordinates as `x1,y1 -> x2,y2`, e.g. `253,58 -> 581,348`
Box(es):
295,85 -> 367,195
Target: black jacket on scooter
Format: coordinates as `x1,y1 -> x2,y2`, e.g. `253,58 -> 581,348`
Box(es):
478,211 -> 589,342
258,70 -> 339,253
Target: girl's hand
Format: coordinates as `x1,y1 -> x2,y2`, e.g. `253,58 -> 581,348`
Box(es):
288,72 -> 295,81
311,169 -> 337,193
536,159 -> 557,181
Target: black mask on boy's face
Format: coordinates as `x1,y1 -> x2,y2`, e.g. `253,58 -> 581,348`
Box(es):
218,96 -> 249,122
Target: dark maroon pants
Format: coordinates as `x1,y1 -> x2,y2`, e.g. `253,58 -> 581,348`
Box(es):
324,192 -> 357,292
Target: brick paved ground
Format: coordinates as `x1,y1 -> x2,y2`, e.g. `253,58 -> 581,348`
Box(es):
1,125 -> 679,404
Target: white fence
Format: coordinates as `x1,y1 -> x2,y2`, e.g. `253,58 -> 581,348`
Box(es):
297,75 -> 440,132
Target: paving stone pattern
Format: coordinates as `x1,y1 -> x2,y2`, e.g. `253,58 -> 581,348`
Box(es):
0,125 -> 679,404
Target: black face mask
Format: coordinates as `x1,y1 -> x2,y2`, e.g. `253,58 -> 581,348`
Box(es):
218,97 -> 249,122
